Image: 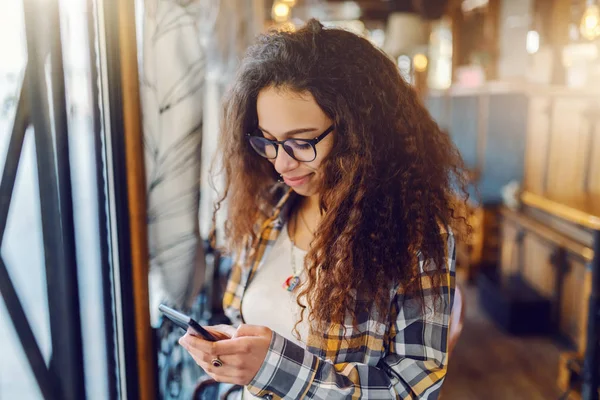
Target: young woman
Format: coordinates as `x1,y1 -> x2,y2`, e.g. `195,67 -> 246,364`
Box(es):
179,19 -> 469,399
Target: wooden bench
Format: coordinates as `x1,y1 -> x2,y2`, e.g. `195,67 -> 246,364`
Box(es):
519,191 -> 600,399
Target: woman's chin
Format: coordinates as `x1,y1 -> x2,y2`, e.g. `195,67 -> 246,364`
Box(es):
290,182 -> 316,197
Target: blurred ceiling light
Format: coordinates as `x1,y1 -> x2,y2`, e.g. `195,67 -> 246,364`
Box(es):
281,0 -> 296,5
413,53 -> 428,72
526,30 -> 540,54
272,2 -> 290,22
580,3 -> 600,40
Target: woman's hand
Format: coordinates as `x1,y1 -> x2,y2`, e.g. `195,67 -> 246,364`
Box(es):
179,324 -> 273,386
204,324 -> 237,341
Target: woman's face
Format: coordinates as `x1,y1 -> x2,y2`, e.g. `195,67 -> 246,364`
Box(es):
256,86 -> 334,198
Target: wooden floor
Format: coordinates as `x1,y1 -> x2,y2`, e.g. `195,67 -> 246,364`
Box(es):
442,282 -> 565,400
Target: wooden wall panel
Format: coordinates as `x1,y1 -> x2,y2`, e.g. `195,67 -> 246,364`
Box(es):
500,208 -> 594,349
499,219 -> 519,278
587,119 -> 600,197
546,98 -> 591,197
481,94 -> 527,202
449,95 -> 479,170
524,96 -> 551,194
576,264 -> 592,354
560,257 -> 591,353
522,235 -> 555,298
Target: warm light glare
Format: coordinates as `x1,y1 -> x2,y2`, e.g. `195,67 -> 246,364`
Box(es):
580,4 -> 600,40
413,53 -> 428,72
278,21 -> 296,32
281,0 -> 296,6
526,30 -> 540,54
272,2 -> 290,22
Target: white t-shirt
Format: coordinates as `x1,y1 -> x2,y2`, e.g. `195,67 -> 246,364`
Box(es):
241,223 -> 310,399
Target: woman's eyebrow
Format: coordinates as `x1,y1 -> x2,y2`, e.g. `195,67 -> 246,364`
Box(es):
258,126 -> 319,138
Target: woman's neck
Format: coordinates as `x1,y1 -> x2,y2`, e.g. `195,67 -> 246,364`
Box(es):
304,194 -> 320,216
298,194 -> 322,232
289,194 -> 321,251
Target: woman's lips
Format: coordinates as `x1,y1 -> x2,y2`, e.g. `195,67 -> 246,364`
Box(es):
283,173 -> 312,187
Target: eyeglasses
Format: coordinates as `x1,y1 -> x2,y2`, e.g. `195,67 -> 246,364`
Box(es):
246,125 -> 334,162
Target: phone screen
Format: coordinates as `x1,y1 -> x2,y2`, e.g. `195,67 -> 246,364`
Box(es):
158,304 -> 219,342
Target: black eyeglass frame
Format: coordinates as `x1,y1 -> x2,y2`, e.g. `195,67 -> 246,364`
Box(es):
245,125 -> 335,162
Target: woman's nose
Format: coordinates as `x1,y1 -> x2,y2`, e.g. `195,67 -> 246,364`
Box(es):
274,145 -> 299,173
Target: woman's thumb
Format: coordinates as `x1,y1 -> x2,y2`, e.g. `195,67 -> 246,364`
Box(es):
232,324 -> 270,339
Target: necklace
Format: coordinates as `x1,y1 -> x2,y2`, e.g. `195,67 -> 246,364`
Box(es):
283,211 -> 302,292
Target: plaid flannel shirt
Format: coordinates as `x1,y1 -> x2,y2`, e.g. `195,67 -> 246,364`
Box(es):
223,188 -> 456,400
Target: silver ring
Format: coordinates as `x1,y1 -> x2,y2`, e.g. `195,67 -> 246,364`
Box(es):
211,357 -> 223,368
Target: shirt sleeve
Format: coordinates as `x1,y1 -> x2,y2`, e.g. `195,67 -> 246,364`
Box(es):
245,256 -> 455,400
222,251 -> 245,328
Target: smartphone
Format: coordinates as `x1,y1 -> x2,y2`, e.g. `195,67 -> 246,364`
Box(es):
158,304 -> 219,342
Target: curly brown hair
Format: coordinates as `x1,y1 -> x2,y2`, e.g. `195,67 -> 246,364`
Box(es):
212,19 -> 470,332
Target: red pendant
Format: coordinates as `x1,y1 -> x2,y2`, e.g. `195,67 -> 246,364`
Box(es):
283,275 -> 300,292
